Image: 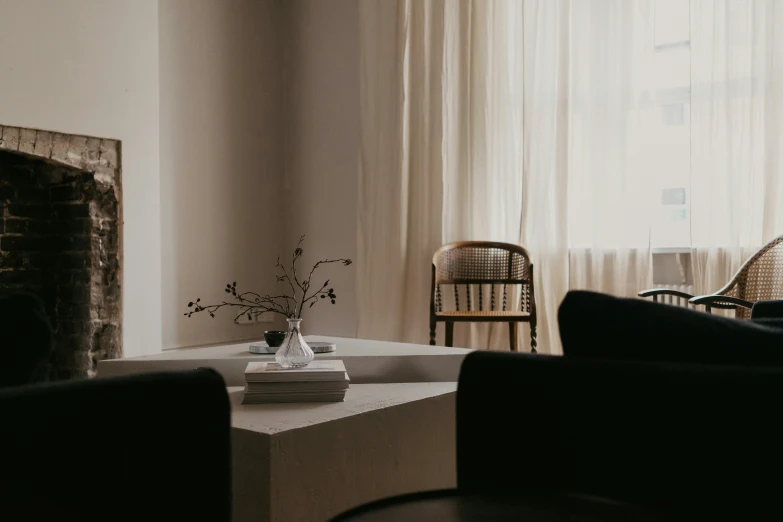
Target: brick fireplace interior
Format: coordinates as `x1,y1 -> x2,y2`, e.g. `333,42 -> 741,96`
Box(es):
0,126 -> 122,379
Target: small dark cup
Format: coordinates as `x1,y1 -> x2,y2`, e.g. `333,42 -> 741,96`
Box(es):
264,331 -> 286,348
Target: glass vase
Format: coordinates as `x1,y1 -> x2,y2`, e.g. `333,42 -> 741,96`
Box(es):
275,318 -> 314,368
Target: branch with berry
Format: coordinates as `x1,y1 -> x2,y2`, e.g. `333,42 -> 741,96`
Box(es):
184,235 -> 352,323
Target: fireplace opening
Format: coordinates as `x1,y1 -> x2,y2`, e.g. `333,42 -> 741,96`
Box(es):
0,127 -> 121,379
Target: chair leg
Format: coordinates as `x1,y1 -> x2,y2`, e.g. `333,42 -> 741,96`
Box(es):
445,322 -> 454,347
509,322 -> 518,352
429,318 -> 436,346
530,320 -> 537,354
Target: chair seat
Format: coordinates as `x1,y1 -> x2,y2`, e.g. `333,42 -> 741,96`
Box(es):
435,310 -> 530,318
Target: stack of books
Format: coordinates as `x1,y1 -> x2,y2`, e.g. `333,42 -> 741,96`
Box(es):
242,360 -> 350,404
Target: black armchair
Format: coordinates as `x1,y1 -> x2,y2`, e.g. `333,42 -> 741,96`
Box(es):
559,291 -> 783,365
457,350 -> 783,520
751,299 -> 783,327
0,368 -> 232,522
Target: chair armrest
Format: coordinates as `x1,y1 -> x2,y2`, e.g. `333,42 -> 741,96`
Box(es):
638,288 -> 695,300
688,295 -> 754,310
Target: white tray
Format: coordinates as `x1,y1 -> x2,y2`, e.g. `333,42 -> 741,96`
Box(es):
249,341 -> 336,354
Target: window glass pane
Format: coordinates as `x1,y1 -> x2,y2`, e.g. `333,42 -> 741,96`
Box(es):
655,0 -> 689,46
654,48 -> 690,91
651,0 -> 690,249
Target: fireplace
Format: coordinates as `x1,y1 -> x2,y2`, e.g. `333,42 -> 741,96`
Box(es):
0,126 -> 121,379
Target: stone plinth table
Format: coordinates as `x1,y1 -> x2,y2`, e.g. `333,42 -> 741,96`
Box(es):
98,336 -> 472,385
230,383 -> 457,522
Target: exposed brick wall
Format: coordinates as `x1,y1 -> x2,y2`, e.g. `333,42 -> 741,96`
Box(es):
0,125 -> 121,380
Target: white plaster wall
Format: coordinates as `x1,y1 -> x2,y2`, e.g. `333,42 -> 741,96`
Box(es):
0,0 -> 162,357
160,0 -> 286,349
284,0 -> 359,338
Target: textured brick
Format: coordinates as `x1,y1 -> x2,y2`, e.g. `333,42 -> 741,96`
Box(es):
65,136 -> 88,168
59,284 -> 91,303
59,318 -> 90,335
92,197 -> 117,221
49,337 -> 86,367
0,268 -> 41,285
69,270 -> 91,284
92,323 -> 120,360
1,235 -> 49,251
68,235 -> 92,251
18,128 -> 36,154
51,133 -> 71,162
4,166 -> 37,187
50,184 -> 82,202
54,203 -> 89,219
0,126 -> 20,151
99,139 -> 119,168
53,218 -> 91,235
4,218 -> 27,234
86,137 -> 101,164
23,253 -> 53,270
33,130 -> 53,157
16,186 -> 49,202
0,186 -> 16,201
93,166 -> 117,185
25,219 -> 51,235
0,127 -> 122,381
0,252 -> 25,269
59,252 -> 88,269
8,204 -> 51,219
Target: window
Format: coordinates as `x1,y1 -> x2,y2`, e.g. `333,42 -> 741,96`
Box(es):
650,0 -> 691,250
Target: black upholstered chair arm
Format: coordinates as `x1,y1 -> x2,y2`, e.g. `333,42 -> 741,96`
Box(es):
751,300 -> 783,321
638,288 -> 695,300
688,295 -> 754,309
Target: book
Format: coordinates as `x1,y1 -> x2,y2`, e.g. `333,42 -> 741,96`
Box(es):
244,360 -> 347,383
242,390 -> 346,404
245,377 -> 350,394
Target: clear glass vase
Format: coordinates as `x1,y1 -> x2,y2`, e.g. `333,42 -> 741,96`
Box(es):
275,318 -> 314,368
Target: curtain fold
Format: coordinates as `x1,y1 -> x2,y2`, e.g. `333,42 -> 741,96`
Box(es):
519,0 -> 571,355
689,0 -> 783,300
565,0 -> 656,301
441,1 -> 525,350
359,0 -> 655,353
521,0 -> 655,353
357,0 -> 444,343
357,0 -> 782,352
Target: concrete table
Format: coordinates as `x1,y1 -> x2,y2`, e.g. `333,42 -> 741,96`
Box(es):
230,382 -> 457,522
98,336 -> 472,385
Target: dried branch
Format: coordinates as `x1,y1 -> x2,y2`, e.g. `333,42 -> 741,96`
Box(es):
185,237 -> 352,323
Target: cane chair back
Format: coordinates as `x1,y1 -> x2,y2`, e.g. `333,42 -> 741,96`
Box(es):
430,242 -> 537,352
713,235 -> 783,319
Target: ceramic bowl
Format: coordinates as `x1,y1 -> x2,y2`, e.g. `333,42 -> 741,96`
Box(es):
264,330 -> 286,348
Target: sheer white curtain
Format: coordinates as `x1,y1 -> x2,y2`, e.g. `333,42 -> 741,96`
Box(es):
689,0 -> 783,300
440,2 -> 525,349
358,0 -> 527,348
521,0 -> 655,354
357,0 -> 444,343
358,0 -> 662,353
565,0 -> 656,298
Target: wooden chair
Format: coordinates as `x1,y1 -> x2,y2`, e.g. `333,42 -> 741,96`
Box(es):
430,241 -> 537,352
639,235 -> 783,318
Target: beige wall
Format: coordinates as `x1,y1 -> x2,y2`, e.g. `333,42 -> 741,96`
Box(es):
0,0 -> 360,354
0,0 -> 162,357
284,0 -> 359,338
160,0 -> 287,349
